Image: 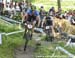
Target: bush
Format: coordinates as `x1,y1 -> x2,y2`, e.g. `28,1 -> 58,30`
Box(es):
54,18 -> 75,35
0,19 -> 19,33
12,13 -> 22,22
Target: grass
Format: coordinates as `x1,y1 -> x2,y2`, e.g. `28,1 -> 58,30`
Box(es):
58,42 -> 75,55
34,42 -> 69,58
0,33 -> 24,58
33,0 -> 75,11
34,41 -> 75,58
34,18 -> 75,57
0,17 -> 75,58
0,19 -> 24,58
0,19 -> 20,33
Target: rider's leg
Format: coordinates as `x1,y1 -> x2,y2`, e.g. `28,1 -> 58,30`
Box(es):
31,21 -> 36,39
23,27 -> 27,39
24,39 -> 28,51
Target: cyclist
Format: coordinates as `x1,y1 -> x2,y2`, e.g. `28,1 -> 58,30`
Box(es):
49,7 -> 55,17
23,5 -> 40,36
23,5 -> 40,51
42,13 -> 55,41
39,6 -> 46,27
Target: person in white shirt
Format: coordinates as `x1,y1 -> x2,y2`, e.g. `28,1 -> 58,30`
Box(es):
10,5 -> 16,18
15,3 -> 20,12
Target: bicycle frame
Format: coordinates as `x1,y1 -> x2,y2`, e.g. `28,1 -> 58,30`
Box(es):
24,22 -> 33,51
44,26 -> 53,41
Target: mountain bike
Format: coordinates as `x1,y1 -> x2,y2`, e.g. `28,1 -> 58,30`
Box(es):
23,21 -> 33,51
44,26 -> 54,42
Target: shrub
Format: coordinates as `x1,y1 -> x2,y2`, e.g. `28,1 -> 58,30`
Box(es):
54,18 -> 75,35
12,14 -> 22,22
0,19 -> 19,33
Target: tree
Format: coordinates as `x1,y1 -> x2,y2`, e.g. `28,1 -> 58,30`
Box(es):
57,0 -> 61,10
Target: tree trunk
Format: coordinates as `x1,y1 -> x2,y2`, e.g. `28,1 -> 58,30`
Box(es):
57,0 -> 61,10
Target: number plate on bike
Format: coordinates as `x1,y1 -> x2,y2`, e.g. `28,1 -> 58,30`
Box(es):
46,26 -> 50,29
28,24 -> 32,29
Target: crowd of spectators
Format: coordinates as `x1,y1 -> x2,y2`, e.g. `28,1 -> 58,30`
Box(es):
2,1 -> 29,18
0,1 -> 75,25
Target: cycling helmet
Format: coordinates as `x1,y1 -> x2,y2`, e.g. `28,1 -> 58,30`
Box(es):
41,6 -> 44,8
31,5 -> 36,11
46,16 -> 51,20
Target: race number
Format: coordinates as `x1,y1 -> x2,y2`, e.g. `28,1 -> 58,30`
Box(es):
28,24 -> 32,29
46,26 -> 50,29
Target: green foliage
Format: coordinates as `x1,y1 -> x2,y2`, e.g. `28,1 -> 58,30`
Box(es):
0,33 -> 24,58
34,46 -> 54,57
64,47 -> 75,55
12,12 -> 22,22
14,0 -> 23,2
34,43 -> 68,58
0,19 -> 24,58
0,19 -> 19,33
0,14 -> 75,58
33,0 -> 75,11
35,47 -> 53,56
13,0 -> 35,2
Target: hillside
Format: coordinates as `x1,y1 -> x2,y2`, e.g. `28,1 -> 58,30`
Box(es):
0,19 -> 19,33
33,0 -> 75,11
0,17 -> 75,58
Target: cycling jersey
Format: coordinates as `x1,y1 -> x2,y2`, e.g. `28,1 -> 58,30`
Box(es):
26,9 -> 39,22
45,16 -> 53,26
26,9 -> 39,16
27,15 -> 36,22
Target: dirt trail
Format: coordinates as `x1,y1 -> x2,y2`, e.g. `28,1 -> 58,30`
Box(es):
14,33 -> 42,58
14,46 -> 35,58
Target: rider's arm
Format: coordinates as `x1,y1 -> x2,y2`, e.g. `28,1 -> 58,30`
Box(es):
22,13 -> 28,23
51,20 -> 56,37
23,9 -> 31,23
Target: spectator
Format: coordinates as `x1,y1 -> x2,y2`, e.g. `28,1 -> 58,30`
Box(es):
67,10 -> 73,23
49,7 -> 55,17
71,10 -> 75,25
0,2 -> 4,15
39,6 -> 46,27
4,5 -> 11,16
15,2 -> 20,12
55,8 -> 62,19
63,11 -> 68,19
39,6 -> 46,20
10,5 -> 15,18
